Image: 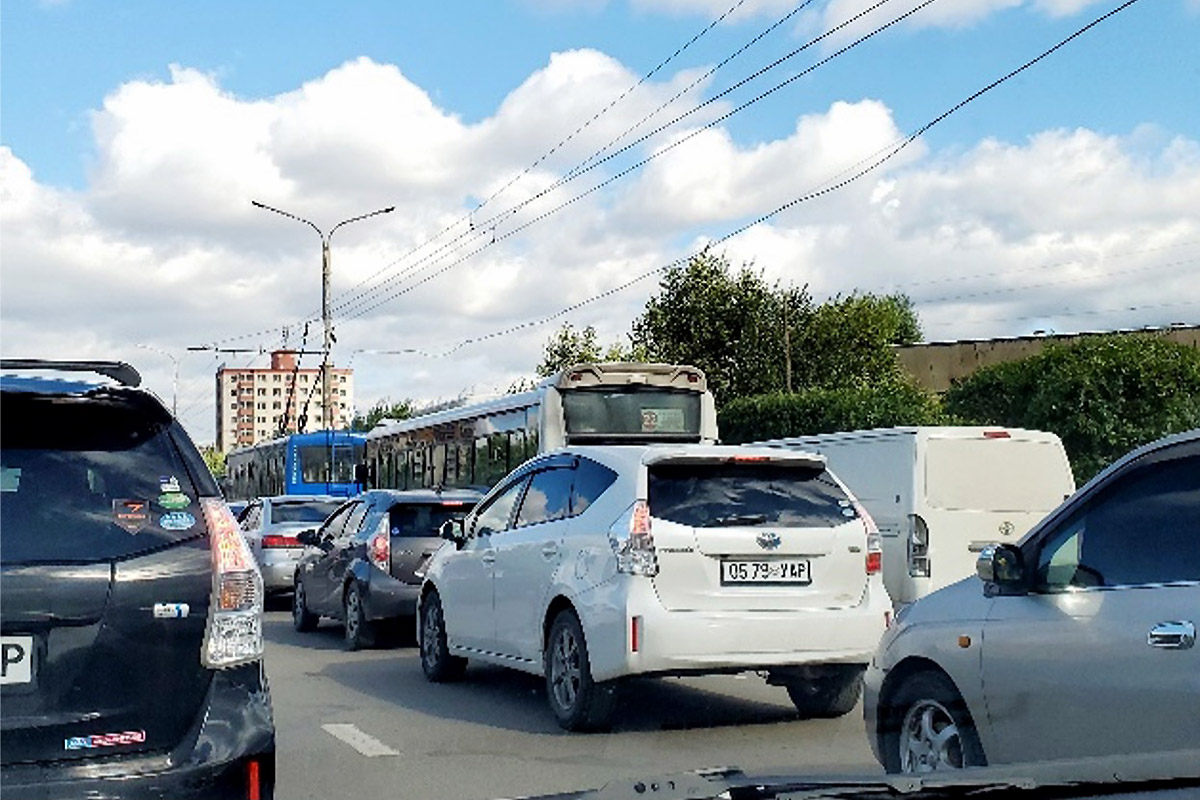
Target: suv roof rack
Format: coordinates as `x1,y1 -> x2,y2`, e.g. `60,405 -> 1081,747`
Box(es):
0,359 -> 142,387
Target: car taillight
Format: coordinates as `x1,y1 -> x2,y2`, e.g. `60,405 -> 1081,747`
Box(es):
200,497 -> 264,669
614,500 -> 658,576
855,499 -> 883,576
368,529 -> 390,571
261,534 -> 301,548
908,513 -> 930,578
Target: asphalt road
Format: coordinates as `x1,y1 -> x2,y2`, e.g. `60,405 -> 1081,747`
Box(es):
263,608 -> 882,800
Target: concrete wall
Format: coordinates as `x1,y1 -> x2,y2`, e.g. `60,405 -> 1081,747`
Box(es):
896,326 -> 1200,393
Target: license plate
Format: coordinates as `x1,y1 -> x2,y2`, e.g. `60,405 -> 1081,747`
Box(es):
1,636 -> 35,686
721,559 -> 811,585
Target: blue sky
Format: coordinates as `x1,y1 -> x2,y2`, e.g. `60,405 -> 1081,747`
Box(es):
2,0 -> 1199,443
6,1 -> 1196,188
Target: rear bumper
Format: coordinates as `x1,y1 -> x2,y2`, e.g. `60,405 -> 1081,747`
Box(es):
584,576 -> 890,683
0,662 -> 276,799
362,571 -> 421,621
260,547 -> 304,593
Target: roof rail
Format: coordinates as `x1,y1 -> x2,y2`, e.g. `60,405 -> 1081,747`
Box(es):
0,359 -> 142,387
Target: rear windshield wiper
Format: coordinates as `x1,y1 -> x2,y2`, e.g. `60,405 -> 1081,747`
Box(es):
702,514 -> 769,528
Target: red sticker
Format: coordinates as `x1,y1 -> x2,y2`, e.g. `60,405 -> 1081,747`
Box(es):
113,499 -> 149,534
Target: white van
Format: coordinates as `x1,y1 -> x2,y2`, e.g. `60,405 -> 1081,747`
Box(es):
755,427 -> 1075,605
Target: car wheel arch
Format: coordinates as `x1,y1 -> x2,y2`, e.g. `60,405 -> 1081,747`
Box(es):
879,658 -> 982,744
542,595 -> 578,653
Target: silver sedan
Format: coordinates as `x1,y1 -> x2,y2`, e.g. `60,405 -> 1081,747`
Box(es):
864,429 -> 1199,773
237,494 -> 346,594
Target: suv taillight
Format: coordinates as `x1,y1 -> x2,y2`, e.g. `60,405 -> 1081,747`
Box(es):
614,500 -> 658,577
368,529 -> 390,571
201,497 -> 264,668
856,499 -> 883,576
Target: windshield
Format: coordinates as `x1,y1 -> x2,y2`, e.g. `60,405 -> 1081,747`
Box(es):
562,387 -> 702,442
5,0 -> 1195,797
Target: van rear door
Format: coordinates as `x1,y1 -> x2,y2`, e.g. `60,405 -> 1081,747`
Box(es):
919,432 -> 1075,593
644,453 -> 870,612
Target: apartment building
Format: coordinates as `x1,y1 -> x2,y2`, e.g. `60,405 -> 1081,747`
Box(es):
215,350 -> 355,452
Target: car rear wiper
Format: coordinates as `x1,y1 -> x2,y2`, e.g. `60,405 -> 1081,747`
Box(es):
702,514 -> 768,527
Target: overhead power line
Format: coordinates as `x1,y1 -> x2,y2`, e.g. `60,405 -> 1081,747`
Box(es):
405,0 -> 1148,359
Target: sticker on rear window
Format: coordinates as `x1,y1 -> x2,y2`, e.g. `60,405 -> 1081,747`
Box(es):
641,408 -> 685,433
159,511 -> 195,531
159,476 -> 181,493
1,466 -> 21,493
158,492 -> 191,510
113,499 -> 150,534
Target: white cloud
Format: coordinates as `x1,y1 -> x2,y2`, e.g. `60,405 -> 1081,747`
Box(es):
3,54 -> 1198,446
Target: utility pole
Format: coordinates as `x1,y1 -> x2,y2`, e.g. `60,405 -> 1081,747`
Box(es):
135,343 -> 179,416
252,201 -> 394,431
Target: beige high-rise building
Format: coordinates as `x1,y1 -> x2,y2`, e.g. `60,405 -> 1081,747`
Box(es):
215,350 -> 355,452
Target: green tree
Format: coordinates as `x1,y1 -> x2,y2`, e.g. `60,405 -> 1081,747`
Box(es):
351,398 -> 417,432
719,379 -> 948,444
788,293 -> 923,392
629,251 -> 810,402
201,446 -> 226,479
536,322 -> 638,378
944,334 -> 1200,481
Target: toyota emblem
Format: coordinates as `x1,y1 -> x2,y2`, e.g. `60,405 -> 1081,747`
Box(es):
999,521 -> 1015,537
756,531 -> 782,550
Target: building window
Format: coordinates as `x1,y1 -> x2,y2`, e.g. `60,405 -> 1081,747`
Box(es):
272,388 -> 281,396
273,401 -> 281,409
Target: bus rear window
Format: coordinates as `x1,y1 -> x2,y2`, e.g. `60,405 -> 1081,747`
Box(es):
563,388 -> 701,442
299,443 -> 364,484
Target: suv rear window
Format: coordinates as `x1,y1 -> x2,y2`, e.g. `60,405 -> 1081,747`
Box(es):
1,392 -> 210,564
648,462 -> 855,528
389,502 -> 472,537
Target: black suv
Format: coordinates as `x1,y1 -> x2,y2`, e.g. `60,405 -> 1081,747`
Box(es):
0,360 -> 276,799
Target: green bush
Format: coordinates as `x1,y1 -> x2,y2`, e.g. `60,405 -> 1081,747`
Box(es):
944,334 -> 1200,481
719,381 -> 948,444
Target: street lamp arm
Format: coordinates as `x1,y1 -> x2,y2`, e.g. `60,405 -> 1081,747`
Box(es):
329,206 -> 395,240
252,200 -> 323,238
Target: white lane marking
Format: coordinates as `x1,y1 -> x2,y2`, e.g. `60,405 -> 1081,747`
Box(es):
321,723 -> 399,757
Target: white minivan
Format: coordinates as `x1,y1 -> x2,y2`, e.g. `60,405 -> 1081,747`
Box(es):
756,427 -> 1075,605
417,444 -> 891,731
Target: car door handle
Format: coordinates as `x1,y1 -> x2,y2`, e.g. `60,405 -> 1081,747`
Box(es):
541,543 -> 559,559
1148,621 -> 1195,650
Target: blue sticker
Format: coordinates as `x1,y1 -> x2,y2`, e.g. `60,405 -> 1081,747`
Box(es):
159,511 -> 196,531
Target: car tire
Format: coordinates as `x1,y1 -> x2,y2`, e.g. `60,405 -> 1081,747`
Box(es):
420,591 -> 467,682
882,670 -> 987,774
785,667 -> 864,719
292,576 -> 318,632
343,582 -> 376,651
544,610 -> 617,732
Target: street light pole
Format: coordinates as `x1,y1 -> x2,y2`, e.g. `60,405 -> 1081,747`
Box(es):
252,200 -> 394,431
135,343 -> 179,417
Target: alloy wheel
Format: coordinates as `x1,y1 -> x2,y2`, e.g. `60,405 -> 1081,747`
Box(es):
899,698 -> 964,772
549,625 -> 582,712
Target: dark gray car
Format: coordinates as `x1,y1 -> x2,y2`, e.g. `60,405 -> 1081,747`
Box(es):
292,488 -> 481,650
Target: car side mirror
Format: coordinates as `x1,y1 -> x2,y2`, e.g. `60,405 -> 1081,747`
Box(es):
296,529 -> 318,547
439,518 -> 466,548
977,543 -> 1027,595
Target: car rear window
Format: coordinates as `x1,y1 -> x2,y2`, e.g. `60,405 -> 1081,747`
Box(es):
0,392 -> 208,564
389,502 -> 472,538
648,462 -> 855,528
271,500 -> 343,524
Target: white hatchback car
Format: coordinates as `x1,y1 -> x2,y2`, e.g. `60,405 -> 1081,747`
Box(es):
417,444 -> 890,731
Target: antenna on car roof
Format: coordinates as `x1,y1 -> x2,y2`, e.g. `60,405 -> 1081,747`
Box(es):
0,359 -> 142,387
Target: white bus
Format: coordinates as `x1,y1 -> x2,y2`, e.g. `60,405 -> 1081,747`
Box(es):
362,362 -> 718,491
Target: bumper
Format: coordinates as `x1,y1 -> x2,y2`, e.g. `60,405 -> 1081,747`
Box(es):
0,662 -> 276,800
862,659 -> 887,766
584,575 -> 890,683
260,547 -> 304,593
362,571 -> 421,621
